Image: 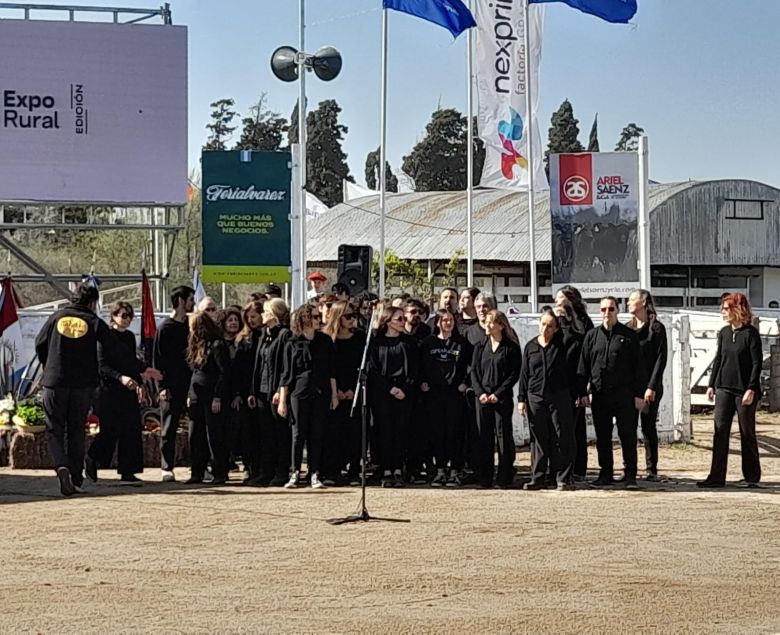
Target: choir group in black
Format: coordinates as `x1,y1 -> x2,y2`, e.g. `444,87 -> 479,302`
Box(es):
34,280 -> 764,497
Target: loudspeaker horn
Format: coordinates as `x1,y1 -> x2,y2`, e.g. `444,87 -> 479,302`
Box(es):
312,46 -> 342,81
270,46 -> 299,82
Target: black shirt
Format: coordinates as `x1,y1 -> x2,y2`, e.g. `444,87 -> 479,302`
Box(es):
368,333 -> 418,395
578,322 -> 646,398
419,334 -> 471,388
631,320 -> 668,393
709,324 -> 762,394
518,333 -> 572,403
153,316 -> 191,392
407,321 -> 432,343
98,328 -> 143,389
334,331 -> 366,392
559,323 -> 586,399
280,331 -> 336,399
189,339 -> 231,402
471,337 -> 522,403
462,321 -> 487,347
34,303 -> 115,389
253,325 -> 291,398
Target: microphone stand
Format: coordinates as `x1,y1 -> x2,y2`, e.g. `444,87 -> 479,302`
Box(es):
327,308 -> 409,525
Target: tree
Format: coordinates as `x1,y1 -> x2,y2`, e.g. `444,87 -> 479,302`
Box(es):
401,109 -> 485,192
364,147 -> 399,192
371,249 -> 432,299
234,94 -> 288,151
587,113 -> 600,152
615,123 -> 645,152
204,98 -> 238,150
545,99 -> 584,175
302,99 -> 353,207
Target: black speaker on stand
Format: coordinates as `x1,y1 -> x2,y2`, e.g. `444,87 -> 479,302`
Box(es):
337,244 -> 373,295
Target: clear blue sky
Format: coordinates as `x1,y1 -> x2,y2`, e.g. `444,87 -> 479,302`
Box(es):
13,0 -> 780,189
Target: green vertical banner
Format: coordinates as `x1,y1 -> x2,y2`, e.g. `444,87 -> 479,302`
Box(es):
201,150 -> 292,284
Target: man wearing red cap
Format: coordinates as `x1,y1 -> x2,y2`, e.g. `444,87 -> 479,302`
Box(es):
307,272 -> 327,299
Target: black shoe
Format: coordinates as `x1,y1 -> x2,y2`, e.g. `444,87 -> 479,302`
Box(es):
393,473 -> 405,488
246,475 -> 270,487
644,471 -> 660,482
696,479 -> 725,489
624,479 -> 640,490
211,476 -> 227,485
590,477 -> 615,487
269,475 -> 288,487
381,473 -> 393,488
523,480 -> 545,491
57,467 -> 76,497
85,456 -> 98,483
557,482 -> 575,491
186,475 -> 204,484
119,474 -> 143,487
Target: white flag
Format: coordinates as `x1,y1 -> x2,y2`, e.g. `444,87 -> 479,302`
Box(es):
475,0 -> 547,191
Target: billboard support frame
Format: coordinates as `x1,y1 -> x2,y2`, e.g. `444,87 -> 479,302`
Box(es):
0,2 -> 172,25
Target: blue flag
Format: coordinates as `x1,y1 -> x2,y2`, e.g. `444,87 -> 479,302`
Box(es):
530,0 -> 637,24
383,0 -> 476,38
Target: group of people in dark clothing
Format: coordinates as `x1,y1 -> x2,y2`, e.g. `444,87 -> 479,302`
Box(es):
33,278 -> 764,497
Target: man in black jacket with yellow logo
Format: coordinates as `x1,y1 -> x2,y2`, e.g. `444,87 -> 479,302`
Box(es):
577,296 -> 647,489
35,284 -> 160,496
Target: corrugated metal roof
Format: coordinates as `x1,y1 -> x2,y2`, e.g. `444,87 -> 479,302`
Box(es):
306,181 -> 701,262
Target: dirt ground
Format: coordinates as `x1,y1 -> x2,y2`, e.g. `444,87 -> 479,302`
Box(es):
2,414 -> 780,634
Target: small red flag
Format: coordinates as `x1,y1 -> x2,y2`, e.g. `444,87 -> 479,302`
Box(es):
141,269 -> 156,341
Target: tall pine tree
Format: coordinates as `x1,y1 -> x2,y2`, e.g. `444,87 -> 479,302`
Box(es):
401,109 -> 485,191
234,94 -> 288,151
615,122 -> 645,151
587,113 -> 600,152
364,147 -> 399,192
204,98 -> 238,150
545,99 -> 584,176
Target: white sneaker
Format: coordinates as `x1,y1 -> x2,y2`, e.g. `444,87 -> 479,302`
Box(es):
284,472 -> 300,489
162,470 -> 176,483
311,473 -> 325,489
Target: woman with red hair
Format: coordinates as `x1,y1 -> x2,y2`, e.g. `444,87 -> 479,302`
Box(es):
699,293 -> 762,488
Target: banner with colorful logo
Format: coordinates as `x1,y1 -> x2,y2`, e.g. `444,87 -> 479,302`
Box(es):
550,151 -> 639,296
201,150 -> 292,284
475,0 -> 547,191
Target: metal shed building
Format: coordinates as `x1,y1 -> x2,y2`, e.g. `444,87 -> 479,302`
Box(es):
306,179 -> 780,308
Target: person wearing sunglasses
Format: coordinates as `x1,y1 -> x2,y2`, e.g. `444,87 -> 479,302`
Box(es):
85,301 -> 162,486
277,303 -> 339,489
577,296 -> 647,489
322,301 -> 366,486
368,306 -> 419,488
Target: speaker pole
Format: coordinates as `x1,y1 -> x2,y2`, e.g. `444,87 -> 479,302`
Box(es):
297,0 -> 308,308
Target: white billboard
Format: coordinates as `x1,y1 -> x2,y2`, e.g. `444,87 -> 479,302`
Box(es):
0,20 -> 187,205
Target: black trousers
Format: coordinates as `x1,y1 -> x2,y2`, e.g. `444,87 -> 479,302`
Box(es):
88,385 -> 143,476
325,399 -> 361,478
528,392 -> 575,485
160,386 -> 188,471
706,389 -> 761,484
638,391 -> 662,473
188,387 -> 228,480
257,396 -> 292,481
428,386 -> 465,470
237,404 -> 261,477
43,386 -> 93,487
463,390 -> 480,471
371,391 -> 410,473
290,394 -> 328,475
406,390 -> 430,474
591,391 -> 638,481
475,400 -> 515,487
573,403 -> 588,477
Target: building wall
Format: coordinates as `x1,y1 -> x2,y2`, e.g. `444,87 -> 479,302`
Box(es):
650,181 -> 780,266
763,267 -> 780,307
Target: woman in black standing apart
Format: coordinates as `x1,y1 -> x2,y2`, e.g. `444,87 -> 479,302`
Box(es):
471,310 -> 522,488
627,289 -> 668,481
322,300 -> 366,486
86,302 -> 160,485
368,306 -> 418,488
555,286 -> 593,480
278,303 -> 339,489
420,308 -> 472,487
699,292 -> 763,488
232,300 -> 264,483
186,312 -> 231,484
518,309 -> 576,491
248,298 -> 292,486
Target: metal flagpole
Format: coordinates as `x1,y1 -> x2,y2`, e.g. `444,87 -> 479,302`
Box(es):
523,0 -> 538,312
298,0 -> 308,306
378,8 -> 388,298
466,0 -> 474,287
637,135 -> 651,289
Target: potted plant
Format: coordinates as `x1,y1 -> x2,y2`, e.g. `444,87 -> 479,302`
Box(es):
13,399 -> 47,433
0,394 -> 15,427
